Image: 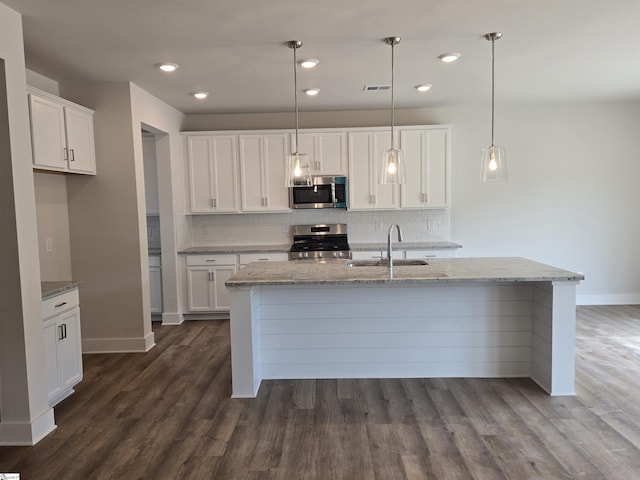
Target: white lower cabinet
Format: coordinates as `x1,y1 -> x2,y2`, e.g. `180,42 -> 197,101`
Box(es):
43,288 -> 83,407
404,249 -> 458,259
186,255 -> 237,312
149,255 -> 163,314
351,250 -> 385,260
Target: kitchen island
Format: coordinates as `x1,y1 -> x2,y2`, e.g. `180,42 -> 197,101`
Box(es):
225,257 -> 584,398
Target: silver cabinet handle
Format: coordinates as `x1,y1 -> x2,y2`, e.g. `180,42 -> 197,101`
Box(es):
211,198 -> 217,208
58,324 -> 67,340
63,148 -> 68,161
206,259 -> 217,263
55,301 -> 67,308
70,149 -> 75,162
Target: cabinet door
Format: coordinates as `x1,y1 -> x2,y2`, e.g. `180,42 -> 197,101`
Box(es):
400,129 -> 427,208
371,131 -> 397,209
43,318 -> 62,403
212,265 -> 236,310
58,308 -> 83,392
424,128 -> 448,207
262,134 -> 290,211
188,136 -> 215,212
186,267 -> 215,311
238,135 -> 265,211
65,106 -> 96,174
316,132 -> 346,175
348,132 -> 374,210
211,136 -> 239,212
29,93 -> 67,171
149,266 -> 163,313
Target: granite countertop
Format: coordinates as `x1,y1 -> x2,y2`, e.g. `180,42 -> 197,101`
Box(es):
42,281 -> 81,299
351,241 -> 462,251
179,241 -> 461,255
226,257 -> 584,287
180,244 -> 291,254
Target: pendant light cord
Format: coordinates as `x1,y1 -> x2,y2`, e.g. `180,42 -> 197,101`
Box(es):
390,41 -> 395,150
293,43 -> 299,154
490,35 -> 495,148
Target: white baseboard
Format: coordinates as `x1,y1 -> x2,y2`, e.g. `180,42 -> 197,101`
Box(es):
161,312 -> 184,325
0,408 -> 56,446
82,331 -> 155,353
577,294 -> 640,306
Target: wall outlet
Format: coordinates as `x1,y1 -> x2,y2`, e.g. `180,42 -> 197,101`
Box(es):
202,225 -> 210,235
45,238 -> 53,253
282,223 -> 290,233
374,221 -> 383,231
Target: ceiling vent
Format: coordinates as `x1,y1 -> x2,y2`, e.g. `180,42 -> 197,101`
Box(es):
363,84 -> 391,91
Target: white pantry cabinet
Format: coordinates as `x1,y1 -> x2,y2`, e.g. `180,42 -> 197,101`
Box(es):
347,130 -> 398,210
238,134 -> 290,212
28,87 -> 96,175
295,131 -> 347,175
185,255 -> 237,312
43,287 -> 83,407
186,135 -> 240,213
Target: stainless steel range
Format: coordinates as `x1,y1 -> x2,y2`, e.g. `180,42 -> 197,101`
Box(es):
288,223 -> 352,261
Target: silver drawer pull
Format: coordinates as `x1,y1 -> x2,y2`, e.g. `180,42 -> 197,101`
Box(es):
206,259 -> 217,262
258,258 -> 269,261
55,301 -> 67,308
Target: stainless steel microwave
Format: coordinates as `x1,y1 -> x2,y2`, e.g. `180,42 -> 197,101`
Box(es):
289,175 -> 348,209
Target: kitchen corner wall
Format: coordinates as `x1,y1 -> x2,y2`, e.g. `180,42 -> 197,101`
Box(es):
190,209 -> 450,246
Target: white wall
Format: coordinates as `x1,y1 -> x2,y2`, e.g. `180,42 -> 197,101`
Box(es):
185,101 -> 640,304
33,173 -> 72,280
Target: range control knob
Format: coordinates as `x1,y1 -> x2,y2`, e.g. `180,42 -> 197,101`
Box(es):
298,252 -> 304,259
333,251 -> 338,258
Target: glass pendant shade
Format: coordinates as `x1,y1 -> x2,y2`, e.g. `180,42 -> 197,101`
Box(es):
380,148 -> 406,184
286,151 -> 311,186
480,144 -> 507,182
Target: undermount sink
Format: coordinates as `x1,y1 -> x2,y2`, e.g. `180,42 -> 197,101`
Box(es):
346,258 -> 429,267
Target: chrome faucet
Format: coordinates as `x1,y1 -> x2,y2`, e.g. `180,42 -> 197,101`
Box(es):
387,224 -> 403,277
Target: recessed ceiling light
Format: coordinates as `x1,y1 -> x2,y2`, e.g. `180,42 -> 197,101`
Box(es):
157,62 -> 179,72
303,88 -> 320,96
298,59 -> 319,68
438,53 -> 461,63
193,92 -> 209,100
415,84 -> 432,92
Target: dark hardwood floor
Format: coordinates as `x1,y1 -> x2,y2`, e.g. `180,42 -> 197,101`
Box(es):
1,305 -> 639,479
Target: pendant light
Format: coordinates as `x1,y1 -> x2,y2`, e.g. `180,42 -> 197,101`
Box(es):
481,32 -> 507,182
379,36 -> 406,185
285,40 -> 312,187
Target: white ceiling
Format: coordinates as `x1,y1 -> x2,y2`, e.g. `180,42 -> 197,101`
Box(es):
5,0 -> 640,114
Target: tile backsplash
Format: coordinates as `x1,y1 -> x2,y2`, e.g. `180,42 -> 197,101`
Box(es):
189,209 -> 450,246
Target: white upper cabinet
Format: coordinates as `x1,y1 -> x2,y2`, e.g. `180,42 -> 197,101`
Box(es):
186,135 -> 239,213
400,127 -> 449,208
239,133 -> 290,212
347,130 -> 398,210
28,87 -> 96,175
295,131 -> 347,175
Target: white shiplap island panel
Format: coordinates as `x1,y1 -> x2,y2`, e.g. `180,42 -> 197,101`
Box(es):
226,257 -> 583,398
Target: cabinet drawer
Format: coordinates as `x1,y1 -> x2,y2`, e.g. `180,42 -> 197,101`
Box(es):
404,249 -> 457,259
43,288 -> 79,320
186,254 -> 236,266
238,253 -> 288,265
